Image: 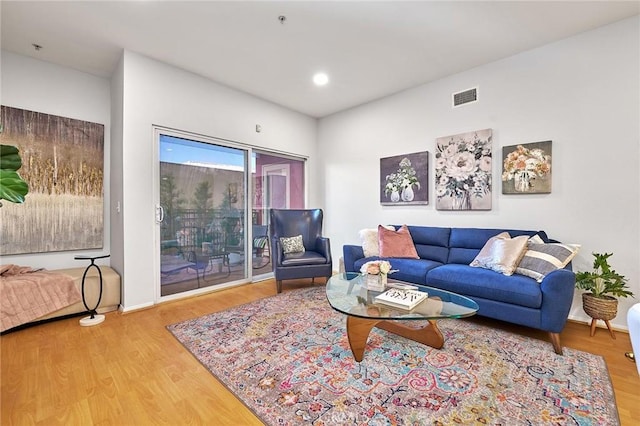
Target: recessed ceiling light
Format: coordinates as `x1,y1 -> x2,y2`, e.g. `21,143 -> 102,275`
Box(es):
313,73 -> 329,86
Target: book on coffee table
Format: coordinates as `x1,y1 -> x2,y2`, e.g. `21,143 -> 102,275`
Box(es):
374,288 -> 428,310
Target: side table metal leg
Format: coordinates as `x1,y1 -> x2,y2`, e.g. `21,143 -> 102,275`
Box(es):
75,254 -> 110,327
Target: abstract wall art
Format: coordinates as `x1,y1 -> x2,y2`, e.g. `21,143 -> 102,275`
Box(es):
0,106 -> 104,255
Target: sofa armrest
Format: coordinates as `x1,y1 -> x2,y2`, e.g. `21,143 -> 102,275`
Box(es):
539,268 -> 576,333
343,245 -> 365,273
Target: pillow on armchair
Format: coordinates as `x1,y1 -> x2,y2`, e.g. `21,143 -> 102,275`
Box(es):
280,235 -> 305,254
378,224 -> 419,258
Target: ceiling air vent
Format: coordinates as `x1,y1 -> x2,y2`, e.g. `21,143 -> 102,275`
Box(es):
452,87 -> 478,108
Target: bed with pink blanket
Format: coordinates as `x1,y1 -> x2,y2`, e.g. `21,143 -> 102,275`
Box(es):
0,264 -> 82,332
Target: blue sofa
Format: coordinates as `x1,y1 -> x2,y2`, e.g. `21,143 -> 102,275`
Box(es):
343,226 -> 576,354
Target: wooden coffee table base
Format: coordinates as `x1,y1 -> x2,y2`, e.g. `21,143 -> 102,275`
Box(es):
346,316 -> 444,362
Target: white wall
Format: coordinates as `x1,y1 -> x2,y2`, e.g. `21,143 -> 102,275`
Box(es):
0,51 -> 112,270
109,54 -> 125,285
318,17 -> 640,329
118,51 -> 318,310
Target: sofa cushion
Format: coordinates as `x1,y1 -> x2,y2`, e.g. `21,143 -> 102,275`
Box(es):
470,234 -> 529,275
448,228 -> 541,264
406,226 -> 451,263
378,225 -> 419,258
390,258 -> 443,285
427,264 -> 542,309
515,241 -> 580,282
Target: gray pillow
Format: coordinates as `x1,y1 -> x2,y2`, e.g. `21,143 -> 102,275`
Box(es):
515,239 -> 580,282
280,235 -> 305,254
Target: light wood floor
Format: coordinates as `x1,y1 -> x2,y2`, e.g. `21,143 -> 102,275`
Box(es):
2,279 -> 638,425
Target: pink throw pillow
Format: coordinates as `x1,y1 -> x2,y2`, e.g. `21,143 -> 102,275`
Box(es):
378,225 -> 419,259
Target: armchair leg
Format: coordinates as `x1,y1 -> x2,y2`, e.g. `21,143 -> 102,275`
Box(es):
276,280 -> 283,294
549,332 -> 563,355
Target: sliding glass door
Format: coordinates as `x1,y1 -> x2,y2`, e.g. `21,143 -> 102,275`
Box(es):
250,151 -> 305,279
157,132 -> 248,297
155,129 -> 307,298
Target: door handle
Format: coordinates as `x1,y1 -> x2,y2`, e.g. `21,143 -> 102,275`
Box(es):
156,205 -> 165,223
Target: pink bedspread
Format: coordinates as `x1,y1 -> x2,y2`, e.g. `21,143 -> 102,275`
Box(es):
0,264 -> 82,332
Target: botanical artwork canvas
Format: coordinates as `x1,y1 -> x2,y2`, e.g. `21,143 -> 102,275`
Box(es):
502,141 -> 552,194
435,129 -> 492,210
380,151 -> 429,205
0,106 -> 104,255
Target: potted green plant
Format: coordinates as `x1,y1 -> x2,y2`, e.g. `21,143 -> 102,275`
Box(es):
0,144 -> 29,207
575,252 -> 634,338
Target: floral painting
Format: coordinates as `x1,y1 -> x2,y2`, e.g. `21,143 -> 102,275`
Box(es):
380,151 -> 428,205
435,129 -> 492,210
502,141 -> 552,194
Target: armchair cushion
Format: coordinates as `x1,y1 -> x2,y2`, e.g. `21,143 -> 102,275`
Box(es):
282,251 -> 328,266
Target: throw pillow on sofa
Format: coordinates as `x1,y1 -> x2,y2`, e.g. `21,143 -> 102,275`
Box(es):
470,233 -> 529,275
378,224 -> 419,258
359,225 -> 395,257
516,238 -> 580,282
470,231 -> 510,263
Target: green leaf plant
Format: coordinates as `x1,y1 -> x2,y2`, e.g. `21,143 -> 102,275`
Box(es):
0,144 -> 29,206
575,252 -> 634,299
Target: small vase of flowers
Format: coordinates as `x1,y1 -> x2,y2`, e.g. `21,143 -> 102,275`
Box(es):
360,260 -> 396,291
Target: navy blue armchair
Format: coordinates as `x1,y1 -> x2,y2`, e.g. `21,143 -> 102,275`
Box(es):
269,209 -> 333,293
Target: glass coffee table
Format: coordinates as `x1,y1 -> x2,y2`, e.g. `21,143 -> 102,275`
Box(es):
326,272 -> 479,362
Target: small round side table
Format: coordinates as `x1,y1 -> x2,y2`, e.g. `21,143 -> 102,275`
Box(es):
74,254 -> 110,326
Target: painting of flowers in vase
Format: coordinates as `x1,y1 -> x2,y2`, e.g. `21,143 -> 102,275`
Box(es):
435,129 -> 492,210
380,151 -> 429,205
502,141 -> 552,194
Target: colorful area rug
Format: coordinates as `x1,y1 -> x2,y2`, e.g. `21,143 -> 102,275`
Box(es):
167,287 -> 619,425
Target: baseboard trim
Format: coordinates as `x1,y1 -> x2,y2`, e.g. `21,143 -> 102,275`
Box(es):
566,318 -> 629,334
120,301 -> 154,314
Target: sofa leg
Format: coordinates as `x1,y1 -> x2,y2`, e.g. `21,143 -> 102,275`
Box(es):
276,280 -> 283,293
549,332 -> 563,355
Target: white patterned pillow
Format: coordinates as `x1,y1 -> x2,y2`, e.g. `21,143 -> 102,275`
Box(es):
359,225 -> 395,257
280,235 -> 305,254
515,241 -> 580,282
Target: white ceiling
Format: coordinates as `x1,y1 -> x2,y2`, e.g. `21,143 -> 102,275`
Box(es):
1,1 -> 638,118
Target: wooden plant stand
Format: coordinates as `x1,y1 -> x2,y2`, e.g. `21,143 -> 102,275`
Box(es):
589,318 -> 616,339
